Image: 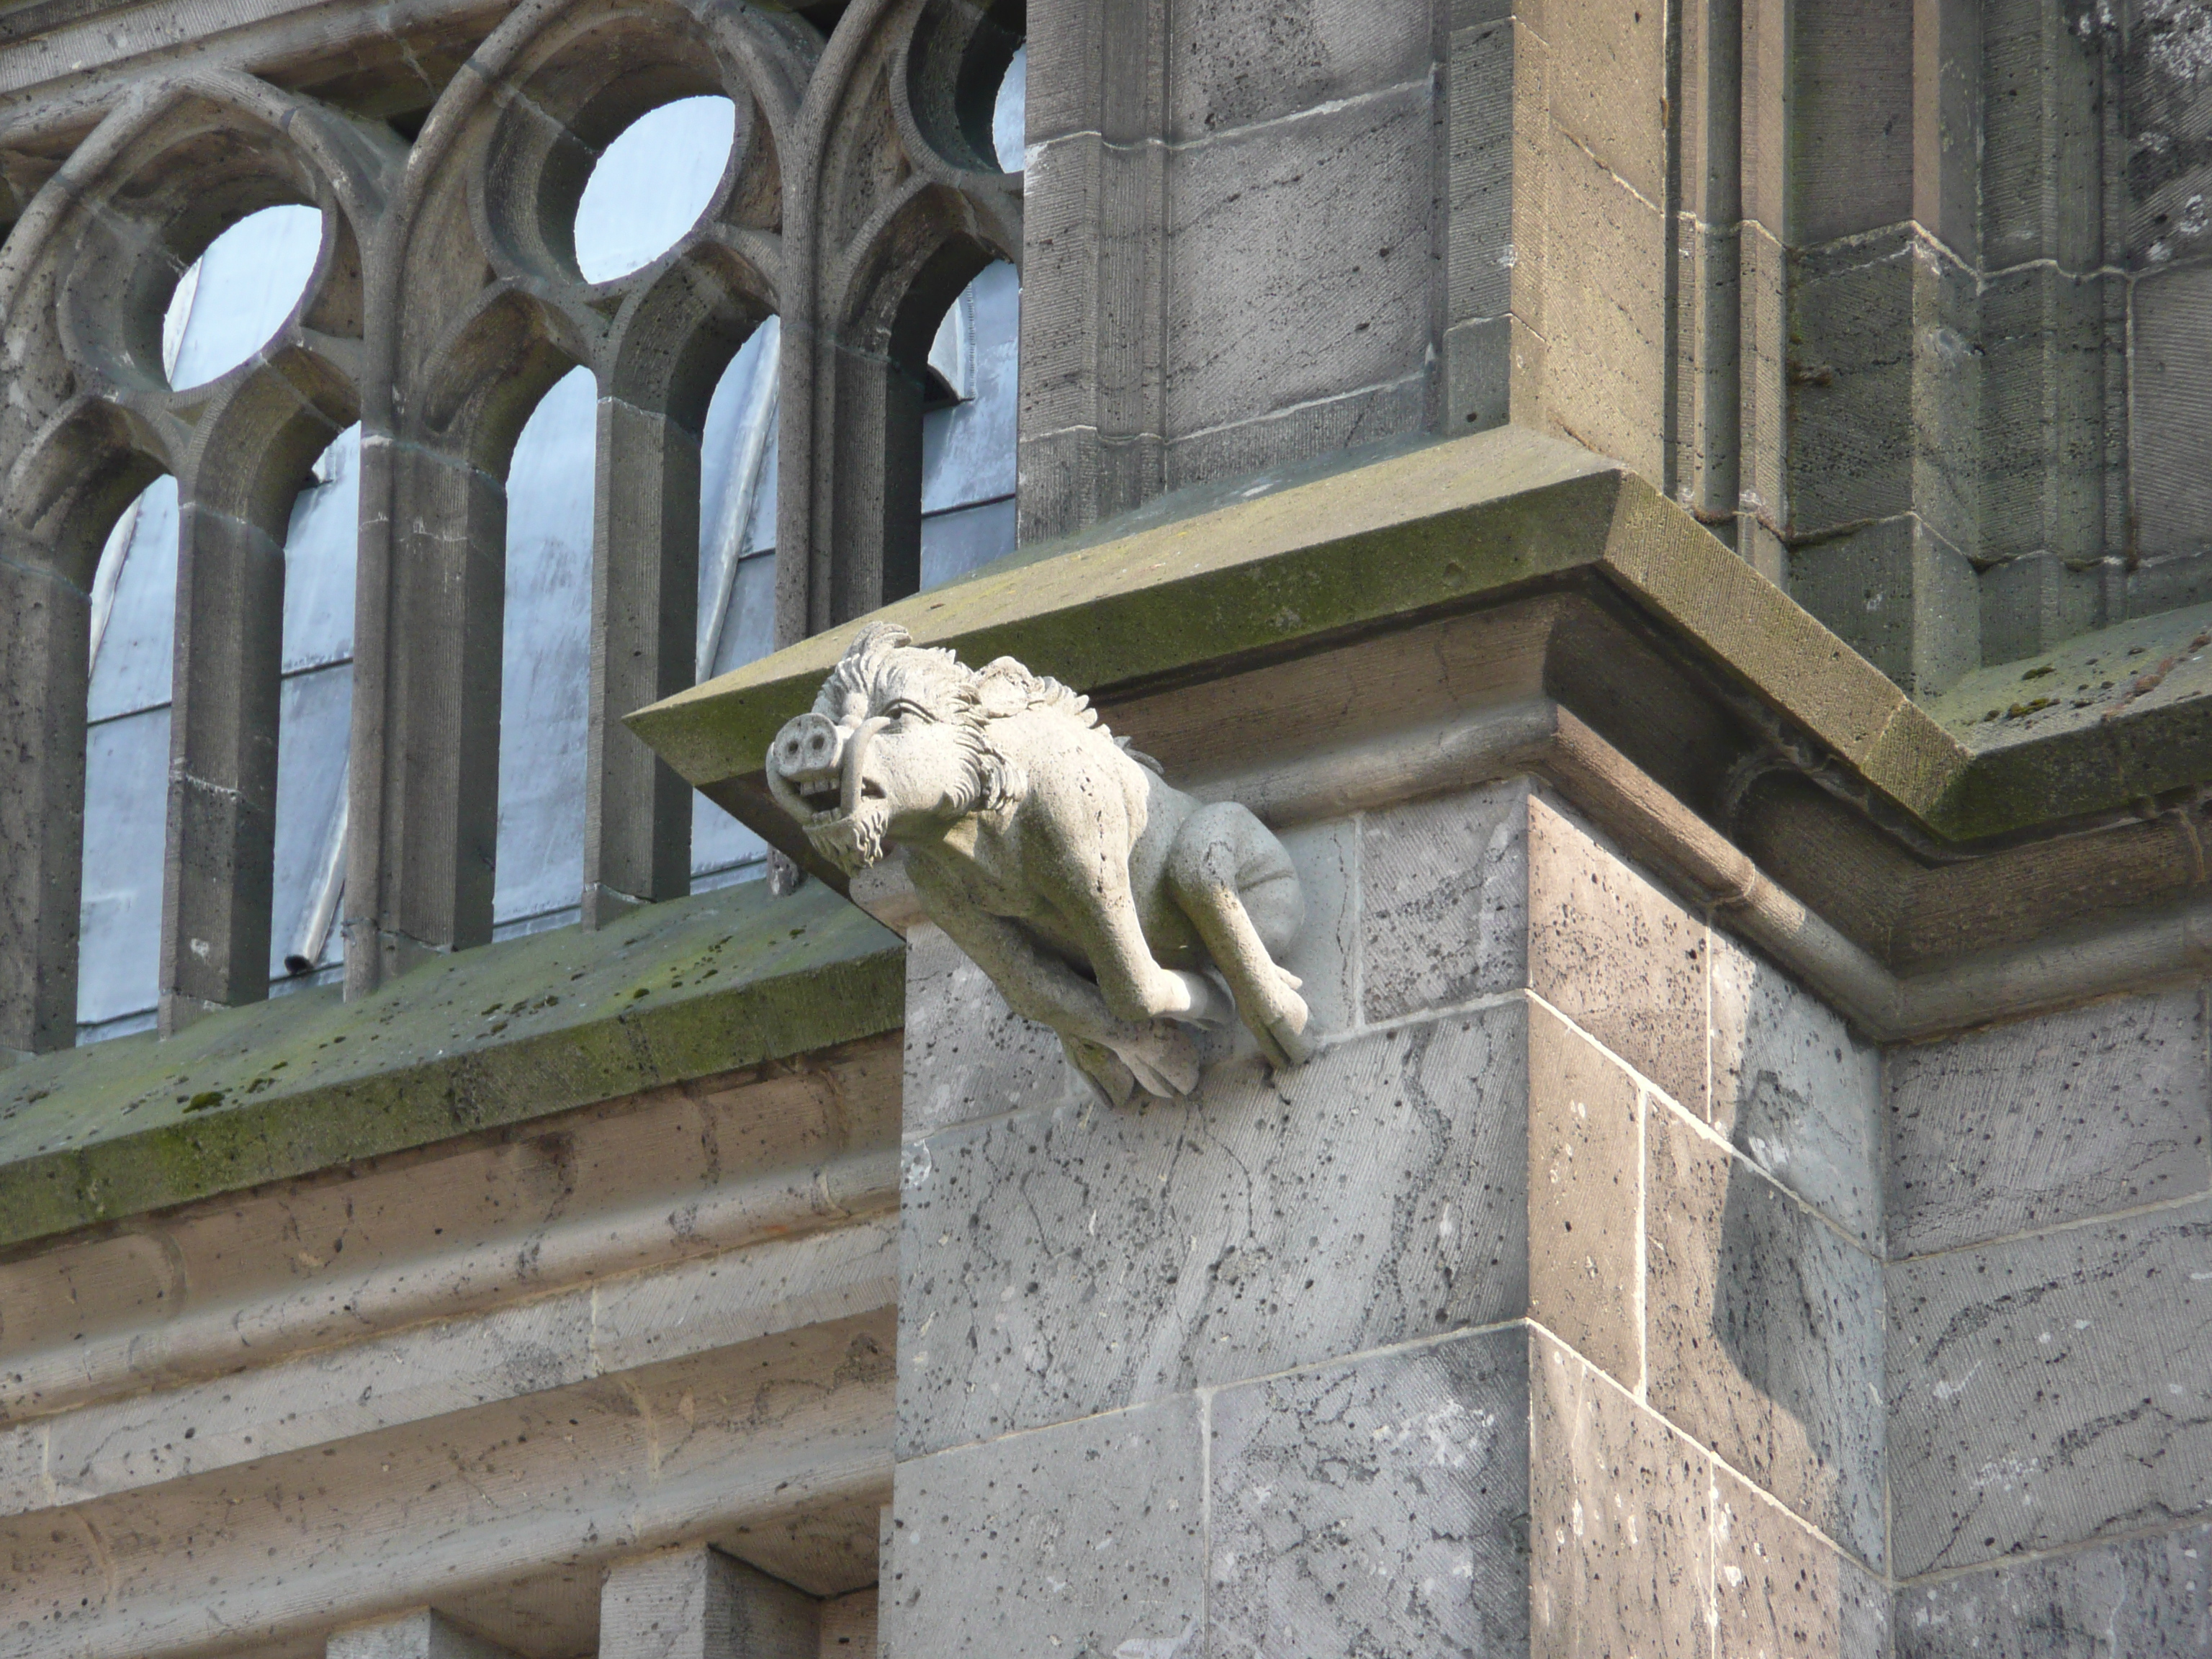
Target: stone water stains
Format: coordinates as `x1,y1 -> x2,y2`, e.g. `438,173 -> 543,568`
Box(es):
883,1392 -> 1208,1659
895,1008 -> 1532,1457
1208,1331 -> 1532,1659
1894,1519 -> 2212,1658
1886,1198 -> 2212,1578
1884,988 -> 2212,1259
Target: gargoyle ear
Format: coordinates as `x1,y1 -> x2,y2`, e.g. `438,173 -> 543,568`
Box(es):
972,659 -> 1035,719
845,621 -> 912,662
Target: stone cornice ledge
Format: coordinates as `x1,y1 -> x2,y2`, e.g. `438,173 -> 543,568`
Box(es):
631,426 -> 2212,1043
637,426 -> 2205,848
0,880 -> 902,1254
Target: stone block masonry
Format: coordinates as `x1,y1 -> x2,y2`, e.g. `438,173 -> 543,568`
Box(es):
889,770 -> 2212,1653
888,778 -> 1894,1653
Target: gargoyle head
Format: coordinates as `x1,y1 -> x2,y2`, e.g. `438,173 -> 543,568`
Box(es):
767,624 -> 1055,875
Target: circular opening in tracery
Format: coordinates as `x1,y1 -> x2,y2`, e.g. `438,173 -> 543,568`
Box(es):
573,95 -> 736,284
163,204 -> 323,391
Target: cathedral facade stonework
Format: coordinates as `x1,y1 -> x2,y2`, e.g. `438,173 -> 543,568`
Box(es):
2,2 -> 2210,1656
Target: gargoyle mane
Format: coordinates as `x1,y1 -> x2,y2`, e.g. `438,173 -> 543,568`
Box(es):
814,621 -> 1102,733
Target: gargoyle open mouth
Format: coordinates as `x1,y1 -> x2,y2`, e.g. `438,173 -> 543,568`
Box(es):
794,776 -> 842,815
801,791 -> 889,874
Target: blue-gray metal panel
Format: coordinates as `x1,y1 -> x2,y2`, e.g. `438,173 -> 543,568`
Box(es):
75,706 -> 171,1030
574,96 -> 737,284
280,426 -> 361,673
920,495 -> 1017,590
166,205 -> 323,392
268,662 -> 353,979
495,367 -> 595,927
85,477 -> 178,724
921,260 -> 1019,513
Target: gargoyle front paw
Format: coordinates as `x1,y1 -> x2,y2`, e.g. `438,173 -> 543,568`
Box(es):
1261,1002 -> 1316,1069
1102,1020 -> 1200,1100
1063,1036 -> 1136,1110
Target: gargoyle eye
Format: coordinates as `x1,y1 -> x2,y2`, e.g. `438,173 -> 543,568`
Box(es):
884,700 -> 927,723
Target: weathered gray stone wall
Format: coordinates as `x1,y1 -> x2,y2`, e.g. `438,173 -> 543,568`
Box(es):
1019,0 -> 1442,539
1883,988 -> 2212,1640
885,781 -> 1902,1653
887,769 -> 2212,1654
1018,0 -> 2212,694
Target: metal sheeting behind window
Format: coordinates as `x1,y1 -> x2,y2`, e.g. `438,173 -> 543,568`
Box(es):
76,709 -> 170,1035
574,97 -> 736,284
85,477 -> 178,723
76,206 -> 347,1040
166,205 -> 323,392
495,366 -> 596,935
917,258 -> 1020,588
693,321 -> 781,885
269,425 -> 361,985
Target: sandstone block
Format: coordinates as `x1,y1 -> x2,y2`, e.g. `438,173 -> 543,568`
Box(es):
1884,989 -> 2211,1259
1645,1105 -> 1887,1568
1535,132 -> 1668,480
1541,0 -> 1668,206
1529,1004 -> 1645,1385
1709,931 -> 1882,1249
897,1010 -> 1530,1455
1887,1199 -> 2212,1575
599,1545 -> 817,1659
1209,1328 -> 1531,1658
1530,1331 -> 1711,1659
1362,779 -> 1532,1025
1164,84 -> 1434,439
1167,0 -> 1433,142
1785,515 -> 1981,696
1894,1519 -> 2212,1657
1530,797 -> 1708,1118
902,921 -> 1074,1137
1712,1462 -> 1889,1657
883,1394 -> 1204,1659
328,1611 -> 520,1659
1161,374 -> 1431,494
2130,264 -> 2212,564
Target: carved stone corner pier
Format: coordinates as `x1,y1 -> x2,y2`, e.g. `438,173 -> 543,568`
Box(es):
634,421 -> 2212,1655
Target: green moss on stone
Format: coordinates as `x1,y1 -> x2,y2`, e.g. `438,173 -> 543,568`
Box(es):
0,879 -> 902,1251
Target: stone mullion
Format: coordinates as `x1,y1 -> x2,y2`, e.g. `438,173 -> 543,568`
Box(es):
364,441 -> 508,979
157,487 -> 291,1033
585,393 -> 701,925
819,332 -> 925,627
1735,0 -> 1790,585
0,545 -> 89,1055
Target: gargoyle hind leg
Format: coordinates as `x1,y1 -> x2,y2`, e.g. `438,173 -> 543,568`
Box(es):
1166,801 -> 1314,1068
907,872 -> 1202,1105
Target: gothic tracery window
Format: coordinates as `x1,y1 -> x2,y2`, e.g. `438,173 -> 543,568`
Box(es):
5,0 -> 1027,1049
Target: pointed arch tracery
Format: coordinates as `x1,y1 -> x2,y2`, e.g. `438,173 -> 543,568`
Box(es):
0,69 -> 400,1049
0,0 -> 1034,1040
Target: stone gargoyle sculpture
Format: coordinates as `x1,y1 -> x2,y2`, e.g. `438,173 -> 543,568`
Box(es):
767,623 -> 1310,1105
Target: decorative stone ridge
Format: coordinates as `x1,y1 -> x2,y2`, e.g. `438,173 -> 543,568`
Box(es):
768,624 -> 1311,1105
